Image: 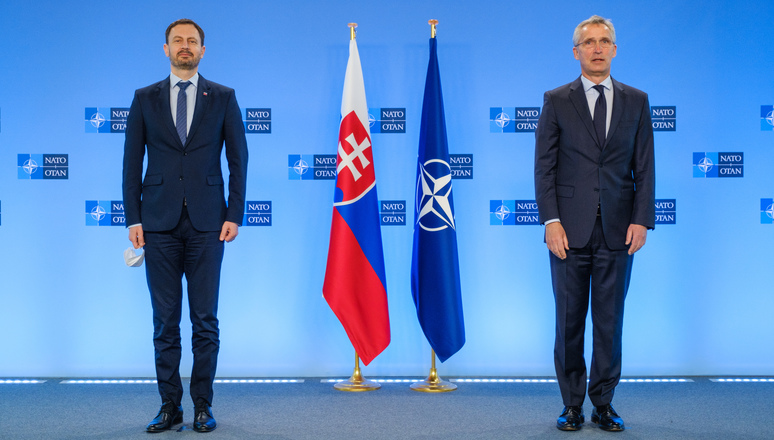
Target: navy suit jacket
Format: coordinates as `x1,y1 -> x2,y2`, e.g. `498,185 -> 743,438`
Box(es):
534,76 -> 655,250
122,75 -> 248,232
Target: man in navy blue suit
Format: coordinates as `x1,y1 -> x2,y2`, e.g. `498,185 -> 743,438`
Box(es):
534,15 -> 655,432
122,18 -> 248,433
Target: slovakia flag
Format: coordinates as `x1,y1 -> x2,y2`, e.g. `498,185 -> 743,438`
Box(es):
323,38 -> 390,366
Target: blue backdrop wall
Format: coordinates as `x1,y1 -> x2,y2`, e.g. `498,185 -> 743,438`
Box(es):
1,0 -> 773,378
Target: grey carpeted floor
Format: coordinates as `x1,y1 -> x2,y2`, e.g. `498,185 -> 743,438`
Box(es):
1,377 -> 772,439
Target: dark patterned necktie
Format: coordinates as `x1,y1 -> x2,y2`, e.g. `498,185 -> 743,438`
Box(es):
176,81 -> 191,145
593,84 -> 606,147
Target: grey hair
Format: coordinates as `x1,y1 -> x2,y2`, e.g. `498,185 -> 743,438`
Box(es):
572,15 -> 616,46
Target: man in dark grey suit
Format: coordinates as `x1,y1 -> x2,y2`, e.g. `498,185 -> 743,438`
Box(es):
534,15 -> 655,432
123,18 -> 248,433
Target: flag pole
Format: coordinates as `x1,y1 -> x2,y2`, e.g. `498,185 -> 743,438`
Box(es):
348,22 -> 357,40
411,349 -> 457,392
334,351 -> 381,391
428,19 -> 438,38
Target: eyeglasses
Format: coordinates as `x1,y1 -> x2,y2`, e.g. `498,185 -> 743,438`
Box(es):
575,38 -> 614,50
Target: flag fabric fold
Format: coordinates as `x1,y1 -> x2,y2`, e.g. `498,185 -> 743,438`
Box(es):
411,37 -> 465,363
323,38 -> 390,366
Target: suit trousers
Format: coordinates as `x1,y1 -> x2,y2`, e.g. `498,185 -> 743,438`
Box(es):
144,206 -> 224,407
549,216 -> 633,407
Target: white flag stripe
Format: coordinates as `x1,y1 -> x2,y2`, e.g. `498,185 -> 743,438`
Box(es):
341,40 -> 371,133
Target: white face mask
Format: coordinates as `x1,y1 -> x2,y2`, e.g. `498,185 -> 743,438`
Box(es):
123,247 -> 145,267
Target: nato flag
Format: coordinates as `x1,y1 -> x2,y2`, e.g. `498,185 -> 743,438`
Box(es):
411,37 -> 465,363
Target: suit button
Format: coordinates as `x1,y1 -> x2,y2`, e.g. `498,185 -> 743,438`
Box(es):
183,152 -> 189,156
594,188 -> 599,192
179,176 -> 184,180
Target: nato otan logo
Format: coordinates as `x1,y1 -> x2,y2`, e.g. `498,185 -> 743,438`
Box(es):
655,199 -> 676,224
761,198 -> 774,224
450,154 -> 473,179
244,108 -> 271,133
490,107 -> 540,133
651,106 -> 676,131
18,154 -> 68,179
761,106 -> 774,131
380,200 -> 406,226
368,108 -> 406,133
693,152 -> 743,178
490,200 -> 539,225
288,154 -> 337,180
243,201 -> 272,226
85,107 -> 129,133
85,201 -> 125,226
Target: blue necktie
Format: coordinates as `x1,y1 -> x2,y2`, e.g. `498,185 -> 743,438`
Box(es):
176,81 -> 191,145
593,84 -> 607,147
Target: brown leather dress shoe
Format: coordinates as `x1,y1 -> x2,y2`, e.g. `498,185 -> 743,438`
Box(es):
146,401 -> 183,432
591,404 -> 625,431
556,406 -> 585,431
193,406 -> 217,432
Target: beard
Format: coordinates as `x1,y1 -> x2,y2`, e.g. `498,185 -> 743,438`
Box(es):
171,51 -> 200,71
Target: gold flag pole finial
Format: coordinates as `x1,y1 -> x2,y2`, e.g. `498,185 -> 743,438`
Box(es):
334,352 -> 381,392
410,349 -> 457,392
428,19 -> 438,38
348,23 -> 358,40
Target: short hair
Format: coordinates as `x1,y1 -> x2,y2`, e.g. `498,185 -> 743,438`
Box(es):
165,18 -> 205,45
572,15 -> 616,46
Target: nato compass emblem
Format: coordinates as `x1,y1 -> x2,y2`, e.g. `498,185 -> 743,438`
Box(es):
698,156 -> 713,173
415,159 -> 455,232
22,158 -> 39,175
293,158 -> 309,176
762,198 -> 774,224
91,204 -> 107,221
495,203 -> 510,221
762,105 -> 774,131
90,112 -> 106,129
495,111 -> 511,129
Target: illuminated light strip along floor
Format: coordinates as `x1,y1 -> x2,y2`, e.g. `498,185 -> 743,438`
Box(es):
453,378 -> 557,383
215,379 -> 304,384
322,379 -> 422,384
62,379 -> 157,384
0,379 -> 46,384
711,378 -> 774,383
61,379 -> 305,384
8,377 -> 769,385
323,378 -> 698,384
619,378 -> 693,383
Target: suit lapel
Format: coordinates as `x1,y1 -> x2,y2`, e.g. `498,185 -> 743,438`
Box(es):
604,78 -> 626,150
185,75 -> 210,149
568,77 -> 601,148
153,77 -> 184,149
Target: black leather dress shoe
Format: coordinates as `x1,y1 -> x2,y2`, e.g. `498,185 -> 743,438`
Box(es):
146,401 -> 183,432
591,404 -> 625,431
193,406 -> 217,432
556,406 -> 585,431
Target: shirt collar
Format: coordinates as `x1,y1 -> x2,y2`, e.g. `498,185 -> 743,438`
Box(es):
170,72 -> 199,89
581,75 -> 612,92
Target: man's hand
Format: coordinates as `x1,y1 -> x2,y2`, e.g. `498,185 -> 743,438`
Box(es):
625,224 -> 647,255
220,221 -> 239,242
128,225 -> 145,249
545,222 -> 569,260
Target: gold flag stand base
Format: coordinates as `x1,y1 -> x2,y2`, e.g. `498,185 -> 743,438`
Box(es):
411,350 -> 457,393
334,353 -> 381,392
